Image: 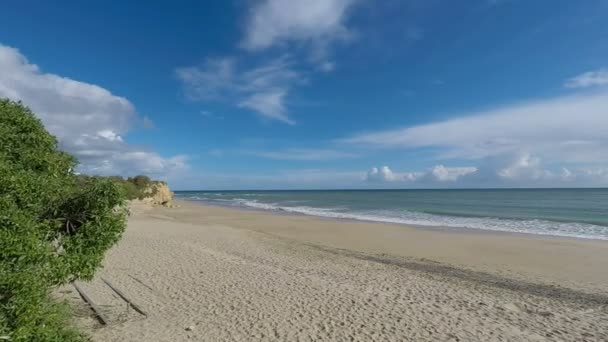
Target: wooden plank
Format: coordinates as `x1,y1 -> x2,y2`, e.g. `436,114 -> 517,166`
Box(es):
72,282 -> 109,325
101,277 -> 147,317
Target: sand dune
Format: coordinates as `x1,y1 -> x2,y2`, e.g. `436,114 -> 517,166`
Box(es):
62,201 -> 608,341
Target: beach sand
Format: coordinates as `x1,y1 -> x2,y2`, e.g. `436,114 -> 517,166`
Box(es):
63,200 -> 608,341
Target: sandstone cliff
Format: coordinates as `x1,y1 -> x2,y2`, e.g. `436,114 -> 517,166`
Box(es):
137,182 -> 175,207
149,182 -> 174,206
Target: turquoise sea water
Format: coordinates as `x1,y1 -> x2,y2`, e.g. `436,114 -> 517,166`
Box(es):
175,189 -> 608,240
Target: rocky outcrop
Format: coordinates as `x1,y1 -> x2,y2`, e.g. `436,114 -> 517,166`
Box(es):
150,182 -> 174,206
139,182 -> 175,207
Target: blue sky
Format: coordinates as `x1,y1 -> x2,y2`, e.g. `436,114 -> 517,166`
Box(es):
1,0 -> 608,189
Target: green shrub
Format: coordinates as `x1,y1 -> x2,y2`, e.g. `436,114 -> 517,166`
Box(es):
96,174 -> 160,200
127,175 -> 151,189
122,180 -> 143,200
0,99 -> 127,341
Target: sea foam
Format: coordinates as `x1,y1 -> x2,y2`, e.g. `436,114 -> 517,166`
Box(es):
177,194 -> 608,241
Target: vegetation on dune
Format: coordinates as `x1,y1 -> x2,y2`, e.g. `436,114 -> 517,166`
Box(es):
0,99 -> 127,341
78,174 -> 162,201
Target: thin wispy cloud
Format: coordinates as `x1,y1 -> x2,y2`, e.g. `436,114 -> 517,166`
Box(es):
250,148 -> 357,161
175,58 -> 236,100
0,44 -> 187,178
176,57 -> 303,124
200,110 -> 223,120
238,90 -> 293,124
318,61 -> 336,72
176,0 -> 361,126
341,91 -> 608,164
564,68 -> 608,89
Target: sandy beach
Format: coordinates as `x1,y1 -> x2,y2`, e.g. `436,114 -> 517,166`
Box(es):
62,200 -> 608,341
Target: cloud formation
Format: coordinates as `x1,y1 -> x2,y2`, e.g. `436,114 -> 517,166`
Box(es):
0,44 -> 187,178
564,68 -> 608,89
365,154 -> 608,188
238,89 -> 292,124
175,58 -> 237,100
426,165 -> 477,182
365,166 -> 397,182
176,57 -> 302,124
366,165 -> 476,184
343,91 -> 608,164
242,0 -> 356,57
177,0 -> 361,125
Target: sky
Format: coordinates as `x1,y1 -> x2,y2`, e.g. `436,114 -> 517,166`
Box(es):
1,0 -> 608,190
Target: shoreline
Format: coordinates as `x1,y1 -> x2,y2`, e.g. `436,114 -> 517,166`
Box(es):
69,200 -> 608,341
166,200 -> 608,292
177,198 -> 608,242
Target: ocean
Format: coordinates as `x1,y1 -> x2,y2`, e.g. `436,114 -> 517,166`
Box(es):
175,189 -> 608,240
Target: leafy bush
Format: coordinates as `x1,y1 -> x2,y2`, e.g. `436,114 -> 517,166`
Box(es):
127,175 -> 151,189
0,99 -> 127,341
95,174 -> 159,200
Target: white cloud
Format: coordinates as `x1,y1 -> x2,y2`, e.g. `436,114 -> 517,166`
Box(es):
366,165 -> 476,184
97,130 -> 123,142
427,165 -> 477,182
496,154 -> 543,180
177,0 -> 360,124
564,68 -> 608,88
342,91 -> 608,164
365,158 -> 608,187
365,166 -> 397,182
490,158 -> 608,186
0,45 -> 133,140
171,161 -> 608,190
240,57 -> 301,91
251,148 -> 356,160
242,0 -> 357,56
0,44 -> 187,178
238,89 -> 293,124
176,57 -> 302,123
76,151 -> 189,178
560,167 -> 574,181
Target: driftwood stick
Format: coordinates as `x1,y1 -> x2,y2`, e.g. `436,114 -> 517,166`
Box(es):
101,277 -> 147,317
128,274 -> 162,296
72,282 -> 109,325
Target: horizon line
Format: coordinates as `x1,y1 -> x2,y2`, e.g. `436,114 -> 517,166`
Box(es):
173,187 -> 608,192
